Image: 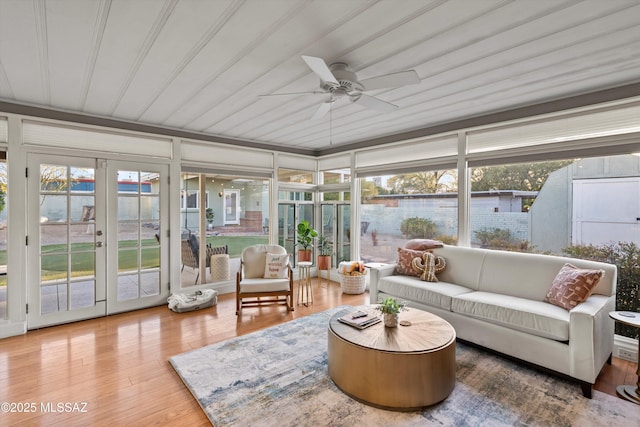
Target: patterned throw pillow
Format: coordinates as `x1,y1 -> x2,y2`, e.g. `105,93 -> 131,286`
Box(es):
544,263 -> 604,310
264,253 -> 290,279
395,248 -> 425,277
411,252 -> 447,282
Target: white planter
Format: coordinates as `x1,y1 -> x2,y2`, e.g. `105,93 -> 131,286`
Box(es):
383,313 -> 398,328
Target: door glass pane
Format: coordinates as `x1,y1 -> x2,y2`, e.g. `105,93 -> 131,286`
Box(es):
142,221 -> 159,246
71,196 -> 94,222
118,196 -> 138,221
140,195 -> 159,220
278,204 -> 295,256
117,274 -> 139,300
41,284 -> 67,314
41,253 -> 68,282
69,280 -> 95,309
39,162 -> 97,315
140,272 -> 159,296
337,205 -> 351,263
118,249 -> 138,273
141,247 -> 159,269
40,165 -> 68,192
40,195 -> 68,222
117,169 -> 161,301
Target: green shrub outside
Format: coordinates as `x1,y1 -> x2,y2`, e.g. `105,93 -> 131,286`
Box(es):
474,227 -> 534,252
400,217 -> 437,239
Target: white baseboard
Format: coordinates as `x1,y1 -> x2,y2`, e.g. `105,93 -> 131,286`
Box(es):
614,334 -> 638,363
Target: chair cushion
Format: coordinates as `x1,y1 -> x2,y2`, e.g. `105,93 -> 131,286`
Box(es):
239,278 -> 291,293
544,263 -> 604,310
264,253 -> 289,279
452,291 -> 570,341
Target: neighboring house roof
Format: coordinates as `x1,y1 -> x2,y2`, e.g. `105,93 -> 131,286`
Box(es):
370,190 -> 538,199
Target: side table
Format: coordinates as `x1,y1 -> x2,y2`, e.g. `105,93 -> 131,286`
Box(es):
609,311 -> 640,405
297,262 -> 313,306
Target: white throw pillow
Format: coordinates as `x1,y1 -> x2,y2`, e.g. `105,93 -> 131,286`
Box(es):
264,253 -> 289,279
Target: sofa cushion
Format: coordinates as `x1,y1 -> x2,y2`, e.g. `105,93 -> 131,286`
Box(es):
452,291 -> 570,341
378,275 -> 473,310
431,246 -> 485,291
395,248 -> 424,277
544,263 -> 604,310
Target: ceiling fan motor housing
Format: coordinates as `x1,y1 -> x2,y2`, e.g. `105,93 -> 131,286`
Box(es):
321,62 -> 362,94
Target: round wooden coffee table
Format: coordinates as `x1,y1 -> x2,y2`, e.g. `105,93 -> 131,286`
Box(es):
328,306 -> 456,411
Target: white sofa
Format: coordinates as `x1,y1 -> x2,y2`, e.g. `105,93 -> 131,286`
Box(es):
369,245 -> 617,397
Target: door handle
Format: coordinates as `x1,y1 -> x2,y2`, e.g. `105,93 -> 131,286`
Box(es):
96,242 -> 103,248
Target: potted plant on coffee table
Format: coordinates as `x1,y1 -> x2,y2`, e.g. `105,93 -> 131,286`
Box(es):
296,220 -> 317,263
376,297 -> 407,328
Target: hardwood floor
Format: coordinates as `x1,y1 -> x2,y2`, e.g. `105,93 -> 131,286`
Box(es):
0,279 -> 637,426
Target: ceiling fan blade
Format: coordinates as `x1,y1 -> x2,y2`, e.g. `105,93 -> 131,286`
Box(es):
359,70 -> 420,91
260,91 -> 325,97
301,56 -> 339,85
311,100 -> 333,120
352,93 -> 398,112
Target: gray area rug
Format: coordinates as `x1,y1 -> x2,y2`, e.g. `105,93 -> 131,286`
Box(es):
169,306 -> 639,426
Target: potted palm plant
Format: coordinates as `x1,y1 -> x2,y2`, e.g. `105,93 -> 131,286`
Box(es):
317,234 -> 333,270
296,220 -> 317,262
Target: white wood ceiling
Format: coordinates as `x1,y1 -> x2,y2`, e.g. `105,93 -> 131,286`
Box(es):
0,0 -> 639,154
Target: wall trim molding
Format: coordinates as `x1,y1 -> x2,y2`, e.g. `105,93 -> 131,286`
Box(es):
3,82 -> 640,158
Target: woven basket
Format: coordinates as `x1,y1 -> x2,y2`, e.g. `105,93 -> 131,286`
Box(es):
210,254 -> 230,282
339,274 -> 366,294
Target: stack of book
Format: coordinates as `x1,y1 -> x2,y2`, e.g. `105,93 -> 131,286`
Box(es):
337,310 -> 381,329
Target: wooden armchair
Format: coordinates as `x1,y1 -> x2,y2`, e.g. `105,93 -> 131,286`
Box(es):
236,244 -> 294,315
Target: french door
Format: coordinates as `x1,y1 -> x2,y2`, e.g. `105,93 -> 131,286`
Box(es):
278,202 -> 314,265
27,154 -> 168,328
320,202 -> 351,265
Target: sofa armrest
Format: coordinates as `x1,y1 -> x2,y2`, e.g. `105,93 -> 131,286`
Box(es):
368,264 -> 396,304
568,294 -> 616,383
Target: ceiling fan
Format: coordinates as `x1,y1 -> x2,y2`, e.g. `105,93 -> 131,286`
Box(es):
266,56 -> 421,120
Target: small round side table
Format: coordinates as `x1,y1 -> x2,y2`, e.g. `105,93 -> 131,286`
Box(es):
609,311 -> 640,405
297,262 -> 313,307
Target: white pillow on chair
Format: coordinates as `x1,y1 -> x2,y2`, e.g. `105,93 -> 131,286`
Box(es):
264,253 -> 290,279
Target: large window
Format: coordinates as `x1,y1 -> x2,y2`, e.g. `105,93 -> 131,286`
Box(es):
181,189 -> 209,209
180,172 -> 269,286
359,169 -> 458,263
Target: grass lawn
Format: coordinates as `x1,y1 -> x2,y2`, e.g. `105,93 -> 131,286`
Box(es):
1,235 -> 269,281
